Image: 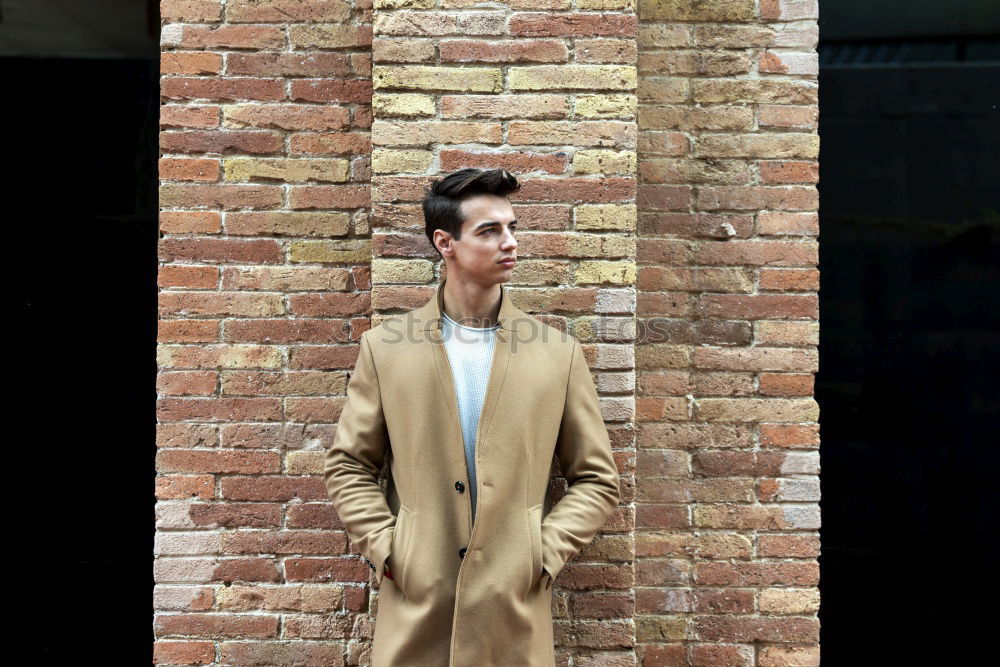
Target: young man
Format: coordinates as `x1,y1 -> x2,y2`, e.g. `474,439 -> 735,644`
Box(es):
324,168 -> 620,666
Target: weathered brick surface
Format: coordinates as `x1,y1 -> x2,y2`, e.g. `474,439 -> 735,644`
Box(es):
369,2 -> 638,663
157,0 -> 819,663
636,1 -> 821,664
156,0 -> 375,661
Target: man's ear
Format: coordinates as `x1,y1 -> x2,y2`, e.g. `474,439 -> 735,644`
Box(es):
433,229 -> 452,258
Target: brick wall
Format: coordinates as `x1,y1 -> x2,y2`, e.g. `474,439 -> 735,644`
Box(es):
156,1 -> 375,664
155,1 -> 820,665
636,1 -> 821,664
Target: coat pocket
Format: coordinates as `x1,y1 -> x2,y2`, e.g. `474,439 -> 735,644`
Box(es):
390,504 -> 415,594
527,504 -> 543,590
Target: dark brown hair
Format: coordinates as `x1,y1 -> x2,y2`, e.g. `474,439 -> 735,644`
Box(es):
422,168 -> 521,259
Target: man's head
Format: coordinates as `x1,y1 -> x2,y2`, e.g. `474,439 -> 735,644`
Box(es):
422,168 -> 520,286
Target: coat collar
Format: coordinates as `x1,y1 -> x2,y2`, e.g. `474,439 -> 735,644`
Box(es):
418,279 -> 526,334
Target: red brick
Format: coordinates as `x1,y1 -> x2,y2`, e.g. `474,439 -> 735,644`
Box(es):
158,264 -> 219,288
289,79 -> 373,104
154,613 -> 279,638
153,641 -> 215,666
158,237 -> 284,264
158,319 -> 220,343
440,39 -> 568,63
159,211 -> 222,234
509,13 -> 639,38
289,131 -> 372,156
225,1 -> 350,23
161,77 -> 285,102
157,371 -> 219,396
160,105 -> 220,129
160,183 -> 284,210
155,475 -> 216,500
161,52 -> 222,75
224,105 -> 351,132
160,130 -> 284,155
157,449 -> 281,474
157,397 -> 283,422
288,184 -> 371,209
439,149 -> 569,175
169,25 -> 286,50
226,52 -> 353,77
159,157 -> 220,182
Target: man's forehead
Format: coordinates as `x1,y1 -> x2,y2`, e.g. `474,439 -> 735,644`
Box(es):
459,195 -> 515,224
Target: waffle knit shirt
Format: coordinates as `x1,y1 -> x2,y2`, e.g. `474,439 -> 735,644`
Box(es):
440,310 -> 500,522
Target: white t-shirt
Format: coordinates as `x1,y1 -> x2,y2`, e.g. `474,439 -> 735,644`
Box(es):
440,311 -> 500,521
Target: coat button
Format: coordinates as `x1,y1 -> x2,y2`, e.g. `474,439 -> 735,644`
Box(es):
458,547 -> 467,559
455,481 -> 465,493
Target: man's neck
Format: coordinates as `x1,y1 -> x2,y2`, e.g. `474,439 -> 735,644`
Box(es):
441,279 -> 502,329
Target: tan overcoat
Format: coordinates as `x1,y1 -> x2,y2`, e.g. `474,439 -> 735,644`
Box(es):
323,279 -> 621,666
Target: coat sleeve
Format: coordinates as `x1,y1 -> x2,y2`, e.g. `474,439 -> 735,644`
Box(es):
540,338 -> 621,588
323,330 -> 395,587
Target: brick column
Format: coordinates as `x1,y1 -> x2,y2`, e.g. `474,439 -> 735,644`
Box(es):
369,2 -> 639,663
636,0 -> 821,664
155,1 -> 374,664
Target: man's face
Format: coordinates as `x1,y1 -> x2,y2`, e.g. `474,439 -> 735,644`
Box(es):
436,193 -> 518,284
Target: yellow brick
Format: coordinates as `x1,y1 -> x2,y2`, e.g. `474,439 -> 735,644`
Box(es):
372,120 -> 502,146
509,65 -> 635,91
575,94 -> 638,118
374,65 -> 502,93
574,260 -> 636,285
760,588 -> 821,614
509,260 -> 571,286
226,211 -> 351,237
223,158 -> 349,183
573,149 -> 637,175
290,25 -> 369,50
575,204 -> 637,232
372,149 -> 433,174
370,259 -> 435,284
636,616 -> 688,642
285,451 -> 326,475
372,93 -> 436,117
568,234 -> 636,258
694,398 -> 820,422
643,0 -> 754,21
289,240 -> 371,264
636,343 -> 692,370
156,344 -> 285,370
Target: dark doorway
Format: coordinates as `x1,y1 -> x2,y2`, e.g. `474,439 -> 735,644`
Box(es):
3,0 -> 159,661
817,2 -> 998,663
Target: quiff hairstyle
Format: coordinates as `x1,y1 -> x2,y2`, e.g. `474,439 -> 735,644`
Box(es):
422,168 -> 521,260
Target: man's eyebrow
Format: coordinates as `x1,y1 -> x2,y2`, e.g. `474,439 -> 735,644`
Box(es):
474,219 -> 518,231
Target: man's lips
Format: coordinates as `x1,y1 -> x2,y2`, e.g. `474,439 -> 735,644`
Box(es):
499,258 -> 516,266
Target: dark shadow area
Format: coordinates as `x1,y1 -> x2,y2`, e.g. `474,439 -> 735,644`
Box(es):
3,3 -> 160,660
817,2 -> 998,663
7,54 -> 158,662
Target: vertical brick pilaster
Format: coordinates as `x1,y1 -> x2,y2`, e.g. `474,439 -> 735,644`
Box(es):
636,0 -> 821,664
156,0 -> 374,663
370,1 -> 639,662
